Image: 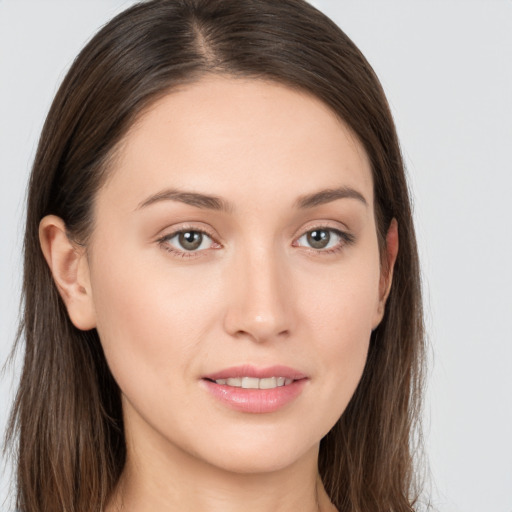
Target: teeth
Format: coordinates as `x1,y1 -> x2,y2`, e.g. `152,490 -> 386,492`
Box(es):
241,377 -> 260,389
258,377 -> 277,389
214,376 -> 295,389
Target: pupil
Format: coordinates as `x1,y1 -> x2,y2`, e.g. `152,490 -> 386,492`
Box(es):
179,231 -> 202,250
307,230 -> 330,249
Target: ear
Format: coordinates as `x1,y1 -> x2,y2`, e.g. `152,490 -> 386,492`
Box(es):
372,218 -> 399,329
39,215 -> 96,330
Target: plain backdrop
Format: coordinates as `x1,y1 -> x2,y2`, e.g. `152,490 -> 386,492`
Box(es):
1,1 -> 511,511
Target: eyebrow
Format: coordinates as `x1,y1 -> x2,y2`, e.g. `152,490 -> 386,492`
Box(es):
136,188 -> 233,212
136,185 -> 367,212
295,186 -> 368,209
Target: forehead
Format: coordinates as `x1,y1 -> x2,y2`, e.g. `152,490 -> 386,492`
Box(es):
100,76 -> 374,213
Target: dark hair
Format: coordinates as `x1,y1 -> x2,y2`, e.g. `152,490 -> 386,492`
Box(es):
7,1 -> 425,510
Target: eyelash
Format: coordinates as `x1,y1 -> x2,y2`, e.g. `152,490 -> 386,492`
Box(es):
157,226 -> 355,259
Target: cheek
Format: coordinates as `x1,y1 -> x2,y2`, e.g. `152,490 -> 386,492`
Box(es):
88,243 -> 223,396
299,245 -> 381,347
297,249 -> 380,430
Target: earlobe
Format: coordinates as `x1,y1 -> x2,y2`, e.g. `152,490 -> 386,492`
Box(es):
372,218 -> 399,329
39,215 -> 96,330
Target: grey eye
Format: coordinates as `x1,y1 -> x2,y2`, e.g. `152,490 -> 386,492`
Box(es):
306,229 -> 331,249
178,231 -> 203,250
165,230 -> 213,252
296,228 -> 344,250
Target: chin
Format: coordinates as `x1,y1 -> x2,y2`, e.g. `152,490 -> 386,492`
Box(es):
185,426 -> 322,475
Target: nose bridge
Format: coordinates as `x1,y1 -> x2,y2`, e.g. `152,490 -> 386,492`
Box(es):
223,240 -> 293,342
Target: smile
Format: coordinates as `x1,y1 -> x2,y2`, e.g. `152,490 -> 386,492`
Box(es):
202,365 -> 308,413
211,377 -> 294,389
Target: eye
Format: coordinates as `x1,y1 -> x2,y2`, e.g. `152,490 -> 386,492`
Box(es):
295,228 -> 353,251
159,229 -> 217,254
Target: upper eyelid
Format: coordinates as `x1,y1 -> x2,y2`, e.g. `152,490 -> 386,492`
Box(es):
297,227 -> 346,238
289,220 -> 352,245
157,224 -> 219,241
294,227 -> 354,247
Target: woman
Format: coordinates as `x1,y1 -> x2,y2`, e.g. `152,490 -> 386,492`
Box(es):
7,0 -> 425,511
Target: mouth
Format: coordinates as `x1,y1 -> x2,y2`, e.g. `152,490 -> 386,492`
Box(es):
204,376 -> 295,389
201,365 -> 308,413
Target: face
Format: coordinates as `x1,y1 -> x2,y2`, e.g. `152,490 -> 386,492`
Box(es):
84,76 -> 388,474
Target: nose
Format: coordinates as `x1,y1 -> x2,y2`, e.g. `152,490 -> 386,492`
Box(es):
223,245 -> 295,343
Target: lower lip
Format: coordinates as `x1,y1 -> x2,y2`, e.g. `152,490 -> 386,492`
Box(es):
202,379 -> 307,413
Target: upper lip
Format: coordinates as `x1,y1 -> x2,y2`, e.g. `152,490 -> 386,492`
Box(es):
202,365 -> 307,381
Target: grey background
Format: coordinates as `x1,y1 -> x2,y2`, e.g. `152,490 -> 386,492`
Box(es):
1,1 -> 511,510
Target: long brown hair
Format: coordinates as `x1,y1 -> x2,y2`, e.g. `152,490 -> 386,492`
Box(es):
6,1 -> 426,510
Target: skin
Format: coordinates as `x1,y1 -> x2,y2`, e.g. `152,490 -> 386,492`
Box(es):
40,76 -> 398,512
